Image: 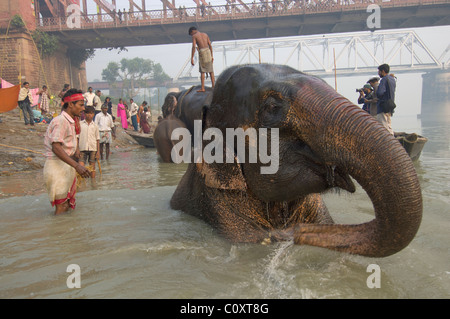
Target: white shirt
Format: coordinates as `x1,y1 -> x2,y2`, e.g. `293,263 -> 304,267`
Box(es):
93,95 -> 102,111
94,112 -> 114,132
84,92 -> 96,106
130,102 -> 139,116
44,111 -> 76,158
18,87 -> 34,104
78,120 -> 100,151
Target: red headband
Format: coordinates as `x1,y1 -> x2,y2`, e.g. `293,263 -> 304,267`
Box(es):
64,93 -> 84,103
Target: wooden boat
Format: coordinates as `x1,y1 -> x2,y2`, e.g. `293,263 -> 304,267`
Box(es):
394,132 -> 428,161
126,131 -> 155,148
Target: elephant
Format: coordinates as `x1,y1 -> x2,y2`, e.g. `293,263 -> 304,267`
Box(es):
162,85 -> 213,135
170,64 -> 422,257
155,85 -> 213,162
153,114 -> 187,162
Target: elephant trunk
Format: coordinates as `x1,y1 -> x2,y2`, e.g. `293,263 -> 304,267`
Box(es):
291,84 -> 422,257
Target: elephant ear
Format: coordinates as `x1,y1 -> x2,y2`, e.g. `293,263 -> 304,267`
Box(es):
201,93 -> 213,127
197,159 -> 247,191
203,91 -> 213,107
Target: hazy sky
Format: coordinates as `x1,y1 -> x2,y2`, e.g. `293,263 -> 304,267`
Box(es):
84,1 -> 450,118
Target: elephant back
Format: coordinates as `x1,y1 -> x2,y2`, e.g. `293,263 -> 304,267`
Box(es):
176,85 -> 213,135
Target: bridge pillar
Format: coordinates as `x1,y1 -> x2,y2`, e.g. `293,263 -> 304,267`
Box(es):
421,70 -> 450,122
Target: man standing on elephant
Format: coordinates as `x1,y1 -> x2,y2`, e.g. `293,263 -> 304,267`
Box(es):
189,26 -> 215,92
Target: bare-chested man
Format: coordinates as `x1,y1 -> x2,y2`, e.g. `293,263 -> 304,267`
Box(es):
189,26 -> 215,92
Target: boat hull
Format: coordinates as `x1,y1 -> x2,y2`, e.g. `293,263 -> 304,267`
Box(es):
395,132 -> 428,161
126,131 -> 155,148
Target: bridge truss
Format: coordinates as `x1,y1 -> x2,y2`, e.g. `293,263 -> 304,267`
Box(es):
174,29 -> 449,84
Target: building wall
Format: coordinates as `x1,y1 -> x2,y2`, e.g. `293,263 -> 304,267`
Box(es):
1,30 -> 87,96
0,0 -> 37,30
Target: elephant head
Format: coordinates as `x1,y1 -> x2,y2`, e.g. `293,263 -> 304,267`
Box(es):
171,64 -> 422,257
162,93 -> 179,118
156,86 -> 213,162
161,86 -> 213,134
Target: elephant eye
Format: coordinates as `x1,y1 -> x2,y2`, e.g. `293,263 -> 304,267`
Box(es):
259,91 -> 288,126
262,95 -> 285,115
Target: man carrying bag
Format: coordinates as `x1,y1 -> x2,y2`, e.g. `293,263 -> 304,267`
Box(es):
376,64 -> 396,135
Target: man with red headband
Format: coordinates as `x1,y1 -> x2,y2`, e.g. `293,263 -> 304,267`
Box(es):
43,89 -> 91,215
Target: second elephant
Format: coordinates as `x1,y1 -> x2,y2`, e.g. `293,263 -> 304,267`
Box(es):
154,85 -> 213,162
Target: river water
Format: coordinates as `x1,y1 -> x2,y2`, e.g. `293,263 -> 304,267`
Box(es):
0,115 -> 449,299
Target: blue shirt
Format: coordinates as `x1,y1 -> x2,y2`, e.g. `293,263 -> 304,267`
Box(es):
376,75 -> 396,114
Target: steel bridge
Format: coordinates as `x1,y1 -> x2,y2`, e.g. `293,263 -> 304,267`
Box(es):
34,0 -> 450,48
173,29 -> 449,86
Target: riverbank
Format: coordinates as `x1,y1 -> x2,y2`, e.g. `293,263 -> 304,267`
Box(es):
0,107 -> 153,198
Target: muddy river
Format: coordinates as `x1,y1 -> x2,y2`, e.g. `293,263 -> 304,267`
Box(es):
0,115 -> 448,299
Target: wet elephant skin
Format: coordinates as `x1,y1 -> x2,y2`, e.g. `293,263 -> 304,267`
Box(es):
170,64 -> 422,257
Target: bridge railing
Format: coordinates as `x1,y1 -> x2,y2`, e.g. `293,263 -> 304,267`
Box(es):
36,0 -> 448,31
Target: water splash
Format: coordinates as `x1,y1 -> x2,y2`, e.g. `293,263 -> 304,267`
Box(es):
264,240 -> 294,279
225,245 -> 238,263
256,240 -> 295,298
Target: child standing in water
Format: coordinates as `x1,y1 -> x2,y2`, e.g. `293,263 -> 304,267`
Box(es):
78,106 -> 100,178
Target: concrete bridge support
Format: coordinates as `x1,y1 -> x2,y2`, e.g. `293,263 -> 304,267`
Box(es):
421,70 -> 450,121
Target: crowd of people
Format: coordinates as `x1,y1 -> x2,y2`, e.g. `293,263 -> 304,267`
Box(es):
17,82 -> 154,134
180,0 -> 378,20
64,0 -> 377,27
14,81 -> 155,215
179,0 -> 357,21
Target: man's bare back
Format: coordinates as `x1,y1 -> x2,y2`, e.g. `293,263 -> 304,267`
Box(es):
192,31 -> 210,50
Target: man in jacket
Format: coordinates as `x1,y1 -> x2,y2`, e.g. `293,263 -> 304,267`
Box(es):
376,64 -> 396,135
18,82 -> 35,126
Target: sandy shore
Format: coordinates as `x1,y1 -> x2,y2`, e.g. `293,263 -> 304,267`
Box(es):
0,107 -> 152,197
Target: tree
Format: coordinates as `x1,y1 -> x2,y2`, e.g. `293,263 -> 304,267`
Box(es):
101,57 -> 171,99
69,48 -> 96,67
101,61 -> 120,95
31,30 -> 59,57
152,63 -> 171,84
